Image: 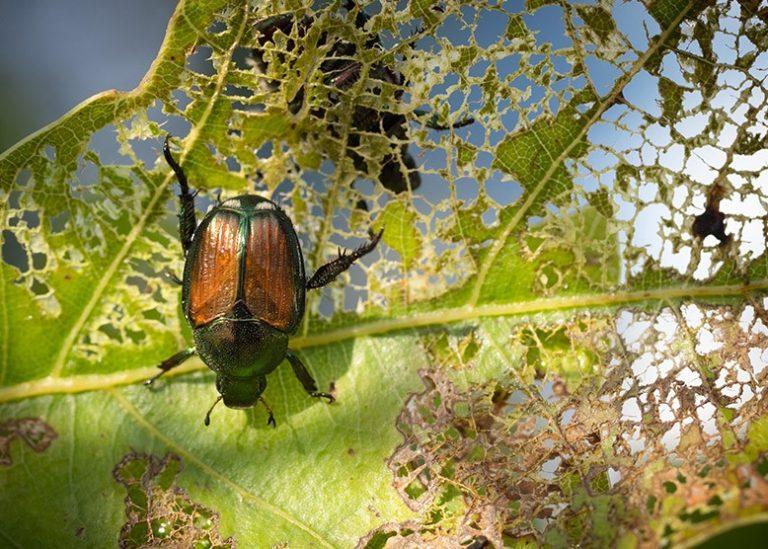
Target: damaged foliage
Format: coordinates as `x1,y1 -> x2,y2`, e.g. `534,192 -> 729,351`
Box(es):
1,0 -> 767,546
0,417 -> 57,467
113,451 -> 234,548
363,304 -> 768,546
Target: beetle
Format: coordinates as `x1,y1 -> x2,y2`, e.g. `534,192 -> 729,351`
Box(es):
146,135 -> 383,426
251,2 -> 473,206
692,182 -> 730,246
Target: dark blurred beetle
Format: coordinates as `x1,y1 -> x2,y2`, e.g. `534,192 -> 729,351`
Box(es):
146,136 -> 382,426
251,2 -> 472,206
692,183 -> 730,246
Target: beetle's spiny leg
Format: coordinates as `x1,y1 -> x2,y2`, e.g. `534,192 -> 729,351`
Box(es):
311,391 -> 335,404
259,397 -> 277,428
331,62 -> 362,90
145,347 -> 197,386
145,371 -> 165,387
204,396 -> 223,427
163,135 -> 197,254
306,228 -> 383,289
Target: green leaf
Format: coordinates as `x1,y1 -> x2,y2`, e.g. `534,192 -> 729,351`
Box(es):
2,0 -> 768,547
658,77 -> 686,124
576,5 -> 616,43
373,199 -> 423,271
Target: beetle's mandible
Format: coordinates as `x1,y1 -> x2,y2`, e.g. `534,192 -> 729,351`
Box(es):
146,135 -> 383,426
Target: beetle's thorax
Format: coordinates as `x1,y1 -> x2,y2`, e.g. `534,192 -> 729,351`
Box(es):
194,317 -> 288,378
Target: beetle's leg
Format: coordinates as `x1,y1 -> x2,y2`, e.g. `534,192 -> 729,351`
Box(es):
259,397 -> 277,428
144,347 -> 196,386
306,229 -> 384,289
163,135 -> 197,255
285,350 -> 335,403
413,109 -> 474,131
161,268 -> 182,286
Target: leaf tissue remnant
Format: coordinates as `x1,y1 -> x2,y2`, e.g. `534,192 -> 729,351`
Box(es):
0,417 -> 58,467
113,451 -> 234,548
360,371 -> 512,547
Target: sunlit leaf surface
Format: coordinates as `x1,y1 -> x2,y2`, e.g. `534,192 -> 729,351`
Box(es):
2,0 -> 768,546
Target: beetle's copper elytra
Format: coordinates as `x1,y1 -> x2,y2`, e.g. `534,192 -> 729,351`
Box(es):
145,136 -> 383,427
186,203 -> 302,331
186,210 -> 241,327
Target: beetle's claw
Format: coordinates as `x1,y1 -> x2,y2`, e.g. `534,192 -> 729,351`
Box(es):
312,391 -> 335,404
144,372 -> 163,387
368,227 -> 384,243
267,412 -> 277,428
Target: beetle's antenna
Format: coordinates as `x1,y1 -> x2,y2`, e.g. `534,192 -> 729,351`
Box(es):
259,397 -> 277,428
204,396 -> 223,427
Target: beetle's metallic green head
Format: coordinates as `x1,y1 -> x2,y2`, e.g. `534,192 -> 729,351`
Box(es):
215,374 -> 266,409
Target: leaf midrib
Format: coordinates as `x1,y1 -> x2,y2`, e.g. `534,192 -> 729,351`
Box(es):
3,278 -> 766,403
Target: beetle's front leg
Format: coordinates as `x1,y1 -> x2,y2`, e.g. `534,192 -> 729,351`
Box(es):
161,268 -> 182,286
285,350 -> 334,403
145,347 -> 197,386
163,135 -> 197,255
306,229 -> 383,289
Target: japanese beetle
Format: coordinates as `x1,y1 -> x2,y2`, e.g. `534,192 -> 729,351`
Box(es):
251,2 -> 472,205
147,136 -> 383,426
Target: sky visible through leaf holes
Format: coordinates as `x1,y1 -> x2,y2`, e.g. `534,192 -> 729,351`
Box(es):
2,0 -> 768,548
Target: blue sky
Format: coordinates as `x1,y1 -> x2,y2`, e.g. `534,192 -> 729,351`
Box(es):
0,0 -> 176,152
